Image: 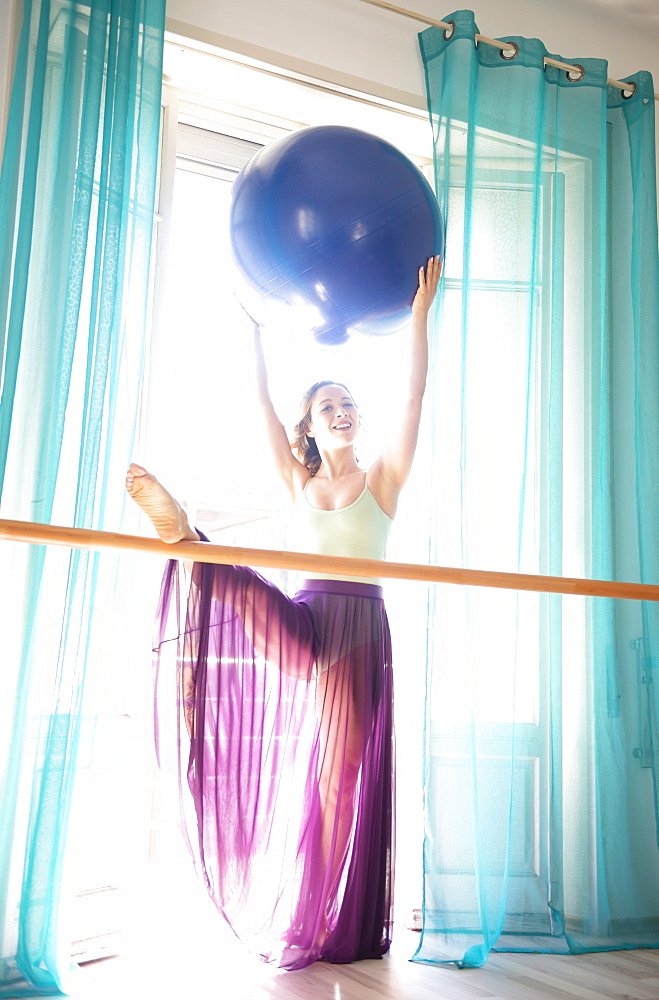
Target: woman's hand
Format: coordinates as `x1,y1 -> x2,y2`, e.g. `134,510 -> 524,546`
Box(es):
412,255 -> 442,316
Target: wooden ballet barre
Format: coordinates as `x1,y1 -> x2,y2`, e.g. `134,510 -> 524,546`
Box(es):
2,517 -> 659,602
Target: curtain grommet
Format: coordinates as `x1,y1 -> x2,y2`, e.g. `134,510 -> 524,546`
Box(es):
443,20 -> 455,41
622,81 -> 637,99
566,64 -> 585,83
500,41 -> 519,61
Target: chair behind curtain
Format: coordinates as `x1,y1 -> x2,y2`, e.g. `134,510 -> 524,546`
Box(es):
0,0 -> 164,993
416,8 -> 659,967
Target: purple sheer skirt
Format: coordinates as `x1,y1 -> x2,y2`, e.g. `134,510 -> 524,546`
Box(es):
154,559 -> 394,970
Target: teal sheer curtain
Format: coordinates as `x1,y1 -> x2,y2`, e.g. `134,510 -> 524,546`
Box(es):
0,0 -> 164,993
417,9 -> 659,967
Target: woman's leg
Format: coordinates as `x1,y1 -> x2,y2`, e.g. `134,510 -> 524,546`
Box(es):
299,587 -> 393,963
127,464 -> 316,678
125,463 -> 200,542
315,647 -> 367,914
189,561 -> 316,682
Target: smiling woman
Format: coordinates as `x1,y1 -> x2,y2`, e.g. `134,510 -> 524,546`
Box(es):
128,69 -> 443,950
293,382 -> 360,478
128,254 -> 441,969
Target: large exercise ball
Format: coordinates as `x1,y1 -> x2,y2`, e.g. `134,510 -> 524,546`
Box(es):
230,125 -> 444,345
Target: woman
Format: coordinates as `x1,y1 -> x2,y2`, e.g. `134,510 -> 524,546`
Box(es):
127,255 -> 441,969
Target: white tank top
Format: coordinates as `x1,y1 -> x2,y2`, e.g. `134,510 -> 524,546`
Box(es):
291,475 -> 392,585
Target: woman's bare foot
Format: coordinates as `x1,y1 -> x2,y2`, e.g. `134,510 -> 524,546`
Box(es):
125,463 -> 199,543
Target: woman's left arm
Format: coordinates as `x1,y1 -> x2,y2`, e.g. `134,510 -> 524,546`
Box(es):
370,256 -> 442,512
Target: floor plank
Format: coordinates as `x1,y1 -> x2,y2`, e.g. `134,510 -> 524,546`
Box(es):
70,868 -> 659,1000
73,931 -> 659,1000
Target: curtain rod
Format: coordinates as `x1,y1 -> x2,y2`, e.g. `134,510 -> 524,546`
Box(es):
2,518 -> 659,602
358,0 -> 659,102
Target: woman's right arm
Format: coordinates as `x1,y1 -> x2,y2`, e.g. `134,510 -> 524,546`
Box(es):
251,319 -> 308,499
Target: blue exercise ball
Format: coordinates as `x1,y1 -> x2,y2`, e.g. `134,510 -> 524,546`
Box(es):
230,125 -> 444,345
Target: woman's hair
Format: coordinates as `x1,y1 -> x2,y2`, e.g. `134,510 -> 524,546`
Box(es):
291,380 -> 355,476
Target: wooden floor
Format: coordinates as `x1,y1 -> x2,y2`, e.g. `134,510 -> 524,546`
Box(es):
75,924 -> 659,1000
68,864 -> 659,1000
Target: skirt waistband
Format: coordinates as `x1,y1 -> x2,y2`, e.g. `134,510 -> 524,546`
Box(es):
296,579 -> 384,599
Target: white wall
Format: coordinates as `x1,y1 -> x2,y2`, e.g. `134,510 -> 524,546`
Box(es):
2,0 -> 656,151
0,0 -> 21,159
165,0 -> 659,111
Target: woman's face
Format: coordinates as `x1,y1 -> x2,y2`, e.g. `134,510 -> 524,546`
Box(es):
307,384 -> 359,451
